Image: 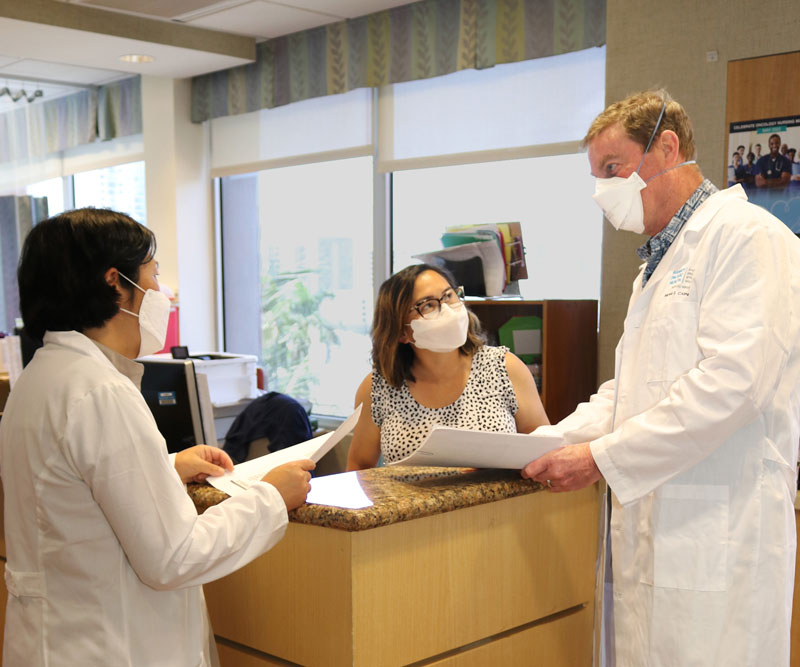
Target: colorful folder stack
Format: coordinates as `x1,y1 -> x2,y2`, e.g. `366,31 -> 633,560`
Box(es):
441,222 -> 527,286
413,222 -> 527,297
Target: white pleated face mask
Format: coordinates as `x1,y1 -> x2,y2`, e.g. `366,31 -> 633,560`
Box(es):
592,158 -> 698,234
408,302 -> 469,353
591,101 -> 667,235
592,171 -> 648,233
118,271 -> 171,357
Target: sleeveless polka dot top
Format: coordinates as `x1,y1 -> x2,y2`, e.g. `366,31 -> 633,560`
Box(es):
371,345 -> 518,463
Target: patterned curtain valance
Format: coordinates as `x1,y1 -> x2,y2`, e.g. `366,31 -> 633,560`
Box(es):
191,0 -> 605,123
98,76 -> 143,142
0,76 -> 141,164
0,90 -> 95,163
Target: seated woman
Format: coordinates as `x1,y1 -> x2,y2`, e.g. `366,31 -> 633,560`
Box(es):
347,264 -> 549,470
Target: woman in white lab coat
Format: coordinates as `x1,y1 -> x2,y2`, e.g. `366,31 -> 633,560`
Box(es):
0,208 -> 314,667
347,264 -> 548,469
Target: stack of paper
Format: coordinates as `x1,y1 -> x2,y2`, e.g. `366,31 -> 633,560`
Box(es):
389,425 -> 564,469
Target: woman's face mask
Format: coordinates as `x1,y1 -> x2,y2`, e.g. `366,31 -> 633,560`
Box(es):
118,270 -> 171,357
408,302 -> 469,353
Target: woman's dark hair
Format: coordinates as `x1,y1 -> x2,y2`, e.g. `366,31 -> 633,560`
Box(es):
372,263 -> 485,388
18,208 -> 156,340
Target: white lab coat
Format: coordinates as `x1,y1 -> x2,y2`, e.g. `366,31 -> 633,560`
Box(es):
553,185 -> 800,666
0,331 -> 289,667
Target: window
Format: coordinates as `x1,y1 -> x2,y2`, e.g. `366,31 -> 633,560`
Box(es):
217,48 -> 606,419
73,161 -> 147,224
1,154 -> 146,339
25,177 -> 69,217
380,47 -> 606,167
392,153 -> 602,300
220,156 -> 374,417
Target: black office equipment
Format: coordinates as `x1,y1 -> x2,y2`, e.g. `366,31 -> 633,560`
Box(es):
170,345 -> 189,359
140,359 -> 210,453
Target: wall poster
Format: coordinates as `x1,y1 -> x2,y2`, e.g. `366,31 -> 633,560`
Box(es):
727,115 -> 800,235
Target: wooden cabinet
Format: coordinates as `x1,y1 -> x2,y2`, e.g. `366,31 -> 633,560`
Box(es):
205,482 -> 600,667
466,299 -> 598,423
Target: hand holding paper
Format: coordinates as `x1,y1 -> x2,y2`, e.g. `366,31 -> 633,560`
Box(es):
521,442 -> 602,492
263,459 -> 315,510
175,445 -> 234,483
208,404 -> 362,497
389,423 -> 564,469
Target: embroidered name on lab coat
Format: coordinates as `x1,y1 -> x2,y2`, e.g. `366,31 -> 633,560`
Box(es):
663,267 -> 694,298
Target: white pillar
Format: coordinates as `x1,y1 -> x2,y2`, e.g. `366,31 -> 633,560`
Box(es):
141,75 -> 216,351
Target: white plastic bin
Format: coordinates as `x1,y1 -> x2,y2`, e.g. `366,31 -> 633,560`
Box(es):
140,352 -> 258,407
191,353 -> 258,406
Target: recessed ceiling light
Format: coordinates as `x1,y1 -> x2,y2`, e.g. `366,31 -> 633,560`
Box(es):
119,54 -> 155,63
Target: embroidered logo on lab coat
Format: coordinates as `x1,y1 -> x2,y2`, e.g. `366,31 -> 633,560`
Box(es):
664,267 -> 694,298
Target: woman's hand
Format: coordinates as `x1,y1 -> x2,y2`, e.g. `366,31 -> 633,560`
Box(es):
174,445 -> 235,484
263,459 -> 315,511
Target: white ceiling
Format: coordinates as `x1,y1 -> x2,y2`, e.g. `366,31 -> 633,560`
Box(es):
0,0 -> 415,111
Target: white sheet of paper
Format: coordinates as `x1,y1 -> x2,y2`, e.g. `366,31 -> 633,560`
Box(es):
306,471 -> 374,509
389,424 -> 564,469
208,404 -> 362,496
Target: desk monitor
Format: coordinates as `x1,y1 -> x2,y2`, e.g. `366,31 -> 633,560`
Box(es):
141,358 -> 216,453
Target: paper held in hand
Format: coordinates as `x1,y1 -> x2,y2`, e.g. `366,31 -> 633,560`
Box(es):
388,424 -> 564,469
208,404 -> 362,496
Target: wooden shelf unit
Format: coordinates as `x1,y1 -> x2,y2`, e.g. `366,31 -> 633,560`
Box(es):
466,299 -> 598,424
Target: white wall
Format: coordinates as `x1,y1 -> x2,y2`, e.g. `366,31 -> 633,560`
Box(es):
598,0 -> 800,382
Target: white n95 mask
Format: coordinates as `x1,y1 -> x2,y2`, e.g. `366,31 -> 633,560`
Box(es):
118,271 -> 171,357
592,100 -> 667,235
592,159 -> 698,235
592,172 -> 648,234
408,303 -> 469,353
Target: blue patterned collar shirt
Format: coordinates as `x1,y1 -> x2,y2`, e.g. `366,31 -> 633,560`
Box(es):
637,178 -> 718,287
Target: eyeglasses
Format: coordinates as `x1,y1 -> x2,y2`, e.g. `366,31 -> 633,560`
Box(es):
409,286 -> 465,320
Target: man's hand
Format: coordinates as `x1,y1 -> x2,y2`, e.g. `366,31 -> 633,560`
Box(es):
175,445 -> 235,484
263,459 -> 315,511
521,443 -> 602,492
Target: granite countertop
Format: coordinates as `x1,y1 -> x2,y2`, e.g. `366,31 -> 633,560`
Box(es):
188,466 -> 546,532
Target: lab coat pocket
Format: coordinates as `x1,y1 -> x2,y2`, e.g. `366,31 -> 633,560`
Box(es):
651,484 -> 728,592
4,567 -> 45,666
4,566 -> 46,599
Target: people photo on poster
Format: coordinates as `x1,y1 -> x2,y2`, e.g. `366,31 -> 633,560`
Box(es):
728,114 -> 800,235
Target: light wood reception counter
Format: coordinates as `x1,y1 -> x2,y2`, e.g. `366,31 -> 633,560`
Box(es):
189,467 -> 601,667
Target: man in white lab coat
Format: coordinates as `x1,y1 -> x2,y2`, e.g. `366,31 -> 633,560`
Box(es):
523,90 -> 800,665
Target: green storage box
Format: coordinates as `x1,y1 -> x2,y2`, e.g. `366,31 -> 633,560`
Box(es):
498,315 -> 542,364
